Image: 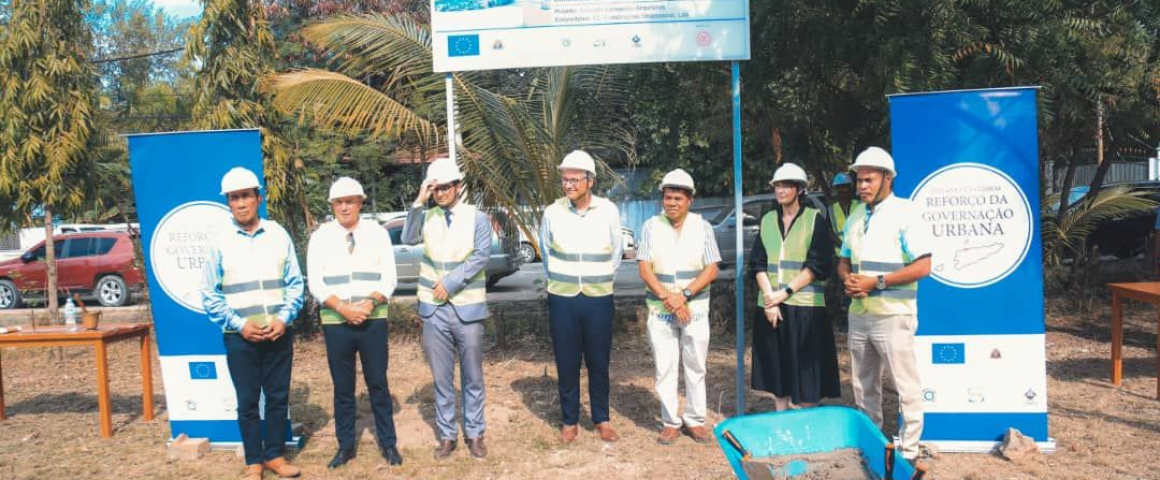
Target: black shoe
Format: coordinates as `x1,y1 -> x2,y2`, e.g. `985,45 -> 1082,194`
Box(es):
381,446 -> 403,466
432,439 -> 457,459
467,436 -> 487,459
327,448 -> 356,469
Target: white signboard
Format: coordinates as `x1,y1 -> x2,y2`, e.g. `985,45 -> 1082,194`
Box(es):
431,0 -> 751,72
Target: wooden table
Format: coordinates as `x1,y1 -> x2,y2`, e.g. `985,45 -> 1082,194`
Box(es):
0,323 -> 154,437
1108,282 -> 1160,400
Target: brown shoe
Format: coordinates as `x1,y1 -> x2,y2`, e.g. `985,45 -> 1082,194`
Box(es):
240,464 -> 263,480
682,425 -> 712,443
657,427 -> 681,445
433,439 -> 457,459
263,457 -> 300,478
560,424 -> 579,444
467,436 -> 488,459
595,422 -> 619,442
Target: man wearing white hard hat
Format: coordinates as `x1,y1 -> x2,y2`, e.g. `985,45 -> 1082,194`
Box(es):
748,163 -> 840,413
837,147 -> 932,463
306,177 -> 402,469
200,167 -> 304,480
539,149 -> 623,443
637,168 -> 721,445
401,157 -> 492,459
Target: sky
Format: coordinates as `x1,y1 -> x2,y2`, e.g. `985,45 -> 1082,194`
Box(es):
151,0 -> 202,19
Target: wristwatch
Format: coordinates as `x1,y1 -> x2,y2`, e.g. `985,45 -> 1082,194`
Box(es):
783,286 -> 794,297
682,289 -> 694,300
876,274 -> 887,290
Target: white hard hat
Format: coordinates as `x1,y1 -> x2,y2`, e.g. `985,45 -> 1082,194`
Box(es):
328,177 -> 366,201
220,167 -> 261,195
770,163 -> 808,187
658,168 -> 696,195
424,157 -> 463,185
557,150 -> 597,175
850,146 -> 896,176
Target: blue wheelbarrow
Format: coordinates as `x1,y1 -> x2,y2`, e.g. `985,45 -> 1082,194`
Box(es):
714,406 -> 924,480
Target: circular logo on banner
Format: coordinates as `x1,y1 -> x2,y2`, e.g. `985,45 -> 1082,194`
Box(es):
911,163 -> 1032,288
150,201 -> 232,313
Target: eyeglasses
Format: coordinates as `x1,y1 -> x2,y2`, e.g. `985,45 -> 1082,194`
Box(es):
561,177 -> 588,186
346,232 -> 355,254
434,182 -> 459,193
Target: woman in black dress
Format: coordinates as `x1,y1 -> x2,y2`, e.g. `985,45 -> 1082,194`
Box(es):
749,163 -> 841,411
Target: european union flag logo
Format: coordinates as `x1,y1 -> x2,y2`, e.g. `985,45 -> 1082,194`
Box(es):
932,343 -> 966,364
448,35 -> 481,57
189,361 -> 218,380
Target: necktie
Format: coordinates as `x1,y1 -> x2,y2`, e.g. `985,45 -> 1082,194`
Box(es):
446,210 -> 453,228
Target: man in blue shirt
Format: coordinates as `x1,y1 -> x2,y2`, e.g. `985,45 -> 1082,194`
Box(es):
201,167 -> 304,480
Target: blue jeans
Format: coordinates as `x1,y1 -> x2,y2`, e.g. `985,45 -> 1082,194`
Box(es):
224,332 -> 293,465
548,293 -> 614,426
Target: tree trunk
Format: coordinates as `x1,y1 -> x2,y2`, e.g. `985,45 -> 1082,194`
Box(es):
43,205 -> 59,323
1087,97 -> 1113,196
1056,146 -> 1081,221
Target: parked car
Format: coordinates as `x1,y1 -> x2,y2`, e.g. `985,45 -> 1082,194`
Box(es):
382,214 -> 524,288
709,193 -> 831,266
0,232 -> 144,309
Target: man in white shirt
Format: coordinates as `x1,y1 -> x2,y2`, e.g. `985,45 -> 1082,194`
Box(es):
539,150 -> 624,443
637,169 -> 720,445
838,147 -> 932,463
306,177 -> 402,469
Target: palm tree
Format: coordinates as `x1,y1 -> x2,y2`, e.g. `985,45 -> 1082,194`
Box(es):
1041,185 -> 1157,267
266,12 -> 634,244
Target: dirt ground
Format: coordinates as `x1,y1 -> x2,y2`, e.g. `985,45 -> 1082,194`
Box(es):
0,291 -> 1157,480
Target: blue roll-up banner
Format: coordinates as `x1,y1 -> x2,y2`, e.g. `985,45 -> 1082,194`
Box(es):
889,87 -> 1053,452
127,129 -> 296,447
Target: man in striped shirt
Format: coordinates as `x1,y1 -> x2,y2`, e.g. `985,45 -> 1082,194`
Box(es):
636,169 -> 721,445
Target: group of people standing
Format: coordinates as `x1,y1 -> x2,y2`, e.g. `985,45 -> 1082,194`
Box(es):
746,146 -> 932,464
197,145 -> 931,480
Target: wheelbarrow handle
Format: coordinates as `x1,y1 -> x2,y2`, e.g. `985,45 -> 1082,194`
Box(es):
884,442 -> 895,480
721,429 -> 752,461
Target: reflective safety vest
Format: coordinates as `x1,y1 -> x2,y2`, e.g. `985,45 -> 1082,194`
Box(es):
759,206 -> 825,308
221,235 -> 289,332
318,269 -> 389,324
644,213 -> 710,321
544,197 -> 617,297
843,202 -> 918,315
830,199 -> 862,237
417,204 -> 486,309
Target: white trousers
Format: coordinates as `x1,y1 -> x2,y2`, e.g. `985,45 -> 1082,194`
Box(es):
647,313 -> 710,428
848,312 -> 924,459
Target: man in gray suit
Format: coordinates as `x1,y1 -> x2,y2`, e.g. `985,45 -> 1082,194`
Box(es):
401,157 -> 492,459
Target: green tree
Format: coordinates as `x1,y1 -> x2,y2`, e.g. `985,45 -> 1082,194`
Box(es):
184,0 -> 314,238
0,0 -> 101,317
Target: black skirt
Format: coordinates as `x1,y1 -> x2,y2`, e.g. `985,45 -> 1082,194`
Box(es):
751,303 -> 841,403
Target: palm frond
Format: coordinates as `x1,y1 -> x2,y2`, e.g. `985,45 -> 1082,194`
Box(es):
1041,185 -> 1158,265
268,68 -> 439,144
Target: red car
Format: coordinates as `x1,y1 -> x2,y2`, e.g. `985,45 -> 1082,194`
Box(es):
0,232 -> 144,309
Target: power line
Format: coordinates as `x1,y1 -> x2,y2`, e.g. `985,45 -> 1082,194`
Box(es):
91,46 -> 183,64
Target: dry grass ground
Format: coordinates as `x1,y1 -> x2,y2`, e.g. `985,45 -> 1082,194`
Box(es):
0,294 -> 1157,479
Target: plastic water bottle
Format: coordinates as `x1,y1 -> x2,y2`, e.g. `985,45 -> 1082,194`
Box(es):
64,298 -> 78,331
